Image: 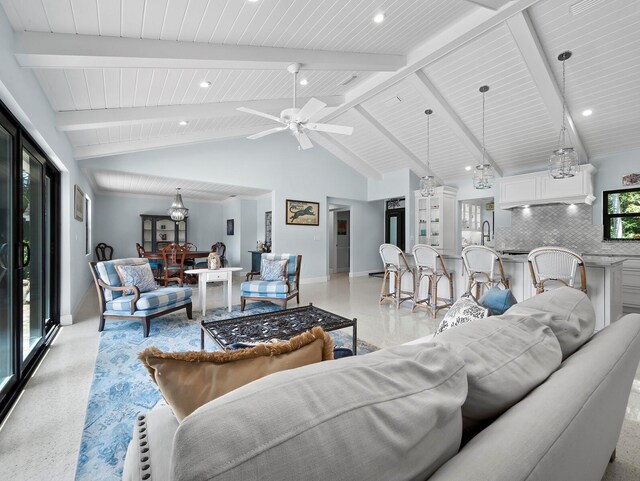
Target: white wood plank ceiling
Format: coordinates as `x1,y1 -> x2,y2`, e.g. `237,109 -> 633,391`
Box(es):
1,0 -> 639,188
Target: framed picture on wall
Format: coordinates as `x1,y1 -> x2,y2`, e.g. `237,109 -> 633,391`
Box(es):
227,219 -> 234,235
286,199 -> 319,226
74,184 -> 85,222
337,219 -> 347,235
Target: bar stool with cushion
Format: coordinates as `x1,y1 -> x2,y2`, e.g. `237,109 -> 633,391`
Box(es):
528,247 -> 587,295
412,244 -> 454,318
379,244 -> 414,309
461,245 -> 510,298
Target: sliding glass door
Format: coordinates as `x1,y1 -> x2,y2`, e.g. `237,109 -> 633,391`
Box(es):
0,119 -> 16,395
0,103 -> 59,421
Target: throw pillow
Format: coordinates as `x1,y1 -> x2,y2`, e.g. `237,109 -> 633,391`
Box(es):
115,263 -> 158,295
260,258 -> 288,281
139,326 -> 333,422
435,294 -> 488,335
479,287 -> 517,315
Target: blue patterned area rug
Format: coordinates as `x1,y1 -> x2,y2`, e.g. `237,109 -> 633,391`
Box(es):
75,302 -> 377,481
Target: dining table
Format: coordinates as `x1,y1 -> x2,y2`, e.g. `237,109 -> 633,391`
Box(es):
140,250 -> 210,261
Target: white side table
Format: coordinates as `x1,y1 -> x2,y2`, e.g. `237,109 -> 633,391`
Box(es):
184,267 -> 243,314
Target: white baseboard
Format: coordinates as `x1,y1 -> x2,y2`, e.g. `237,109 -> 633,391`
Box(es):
299,276 -> 329,284
349,271 -> 377,278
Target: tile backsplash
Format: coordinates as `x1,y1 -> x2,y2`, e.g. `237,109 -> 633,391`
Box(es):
494,203 -> 640,256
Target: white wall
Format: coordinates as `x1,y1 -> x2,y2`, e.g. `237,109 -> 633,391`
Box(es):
0,7 -> 93,323
255,193 -> 273,244
83,133 -> 369,280
590,148 -> 640,225
93,194 -> 223,259
240,199 -> 257,271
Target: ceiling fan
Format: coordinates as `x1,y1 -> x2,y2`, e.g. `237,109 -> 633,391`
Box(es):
236,63 -> 354,150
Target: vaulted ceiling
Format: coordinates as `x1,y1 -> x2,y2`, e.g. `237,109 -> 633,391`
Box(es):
1,0 -> 639,192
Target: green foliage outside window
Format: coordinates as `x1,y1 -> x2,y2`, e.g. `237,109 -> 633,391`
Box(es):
606,189 -> 640,240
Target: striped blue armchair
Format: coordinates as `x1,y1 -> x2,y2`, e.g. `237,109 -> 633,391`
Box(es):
89,258 -> 192,337
240,253 -> 302,311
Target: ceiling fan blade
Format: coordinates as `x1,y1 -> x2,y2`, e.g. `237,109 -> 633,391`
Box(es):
236,107 -> 284,124
305,123 -> 354,135
295,98 -> 327,122
294,131 -> 314,150
247,126 -> 287,139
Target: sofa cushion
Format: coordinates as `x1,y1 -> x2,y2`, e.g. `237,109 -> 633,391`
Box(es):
116,263 -> 158,295
434,315 -> 562,426
171,343 -> 467,481
139,327 -> 334,422
241,280 -> 289,294
503,286 -> 595,359
106,286 -> 191,311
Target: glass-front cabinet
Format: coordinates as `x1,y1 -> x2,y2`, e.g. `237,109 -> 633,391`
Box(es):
414,186 -> 457,256
141,215 -> 188,252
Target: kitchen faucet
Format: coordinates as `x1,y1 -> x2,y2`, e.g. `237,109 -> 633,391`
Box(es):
481,220 -> 491,246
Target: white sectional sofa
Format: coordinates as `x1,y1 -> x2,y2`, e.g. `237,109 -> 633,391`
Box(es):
124,288 -> 640,481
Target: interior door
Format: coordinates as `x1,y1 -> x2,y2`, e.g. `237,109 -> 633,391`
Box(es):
385,209 -> 405,251
336,211 -> 350,273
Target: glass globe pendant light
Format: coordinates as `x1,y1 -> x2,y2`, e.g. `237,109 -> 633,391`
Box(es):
168,187 -> 189,221
420,109 -> 436,197
549,50 -> 580,179
473,85 -> 494,189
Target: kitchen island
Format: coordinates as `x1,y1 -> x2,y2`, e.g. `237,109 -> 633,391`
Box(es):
400,252 -> 624,331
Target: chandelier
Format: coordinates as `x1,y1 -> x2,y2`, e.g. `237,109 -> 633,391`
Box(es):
549,50 -> 580,179
473,85 -> 494,189
420,109 -> 436,197
168,188 -> 189,221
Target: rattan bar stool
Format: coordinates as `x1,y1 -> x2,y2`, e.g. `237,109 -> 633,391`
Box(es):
379,243 -> 414,309
412,244 -> 454,318
461,245 -> 510,298
528,246 -> 587,294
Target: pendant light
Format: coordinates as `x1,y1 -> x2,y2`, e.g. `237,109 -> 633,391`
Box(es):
473,85 -> 494,189
420,109 -> 436,197
549,50 -> 580,179
168,188 -> 189,221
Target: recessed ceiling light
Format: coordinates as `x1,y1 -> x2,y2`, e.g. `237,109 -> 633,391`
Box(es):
465,166 -> 472,171
299,78 -> 308,86
373,13 -> 385,23
523,205 -> 530,208
247,0 -> 259,3
582,109 -> 593,116
200,81 -> 211,88
179,120 -> 188,126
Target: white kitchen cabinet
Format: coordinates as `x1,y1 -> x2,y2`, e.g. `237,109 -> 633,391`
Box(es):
497,164 -> 596,209
414,187 -> 457,256
623,259 -> 640,312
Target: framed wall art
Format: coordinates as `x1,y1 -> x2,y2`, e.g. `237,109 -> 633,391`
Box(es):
74,184 -> 85,222
286,199 -> 319,226
227,219 -> 235,235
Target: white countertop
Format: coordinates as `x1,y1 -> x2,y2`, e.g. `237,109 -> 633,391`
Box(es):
439,253 -> 625,267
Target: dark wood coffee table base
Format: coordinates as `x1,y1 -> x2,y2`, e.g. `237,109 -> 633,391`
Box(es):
200,303 -> 358,354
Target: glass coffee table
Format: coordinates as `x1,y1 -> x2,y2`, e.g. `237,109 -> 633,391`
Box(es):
200,303 -> 358,354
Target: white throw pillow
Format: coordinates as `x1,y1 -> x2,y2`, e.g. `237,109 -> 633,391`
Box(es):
260,258 -> 288,281
435,294 -> 488,335
115,263 -> 158,295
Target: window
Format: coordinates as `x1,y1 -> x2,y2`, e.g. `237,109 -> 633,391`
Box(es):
85,195 -> 91,255
603,188 -> 640,240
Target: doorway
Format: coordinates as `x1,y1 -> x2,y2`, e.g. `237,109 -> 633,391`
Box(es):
335,211 -> 350,273
385,209 -> 405,251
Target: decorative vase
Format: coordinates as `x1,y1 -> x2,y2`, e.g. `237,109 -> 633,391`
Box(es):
208,252 -> 221,270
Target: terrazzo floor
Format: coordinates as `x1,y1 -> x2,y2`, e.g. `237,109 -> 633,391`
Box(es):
0,273 -> 638,480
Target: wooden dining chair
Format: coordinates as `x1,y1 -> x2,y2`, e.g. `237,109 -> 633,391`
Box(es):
136,242 -> 162,277
211,242 -> 227,267
161,243 -> 187,287
95,242 -> 113,261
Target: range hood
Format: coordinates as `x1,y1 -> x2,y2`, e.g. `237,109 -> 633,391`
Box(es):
497,164 -> 596,210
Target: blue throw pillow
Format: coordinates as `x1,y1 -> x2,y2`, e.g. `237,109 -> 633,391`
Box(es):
479,287 -> 517,316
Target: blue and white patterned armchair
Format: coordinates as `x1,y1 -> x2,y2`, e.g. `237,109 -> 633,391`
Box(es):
240,253 -> 302,311
89,258 -> 192,337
